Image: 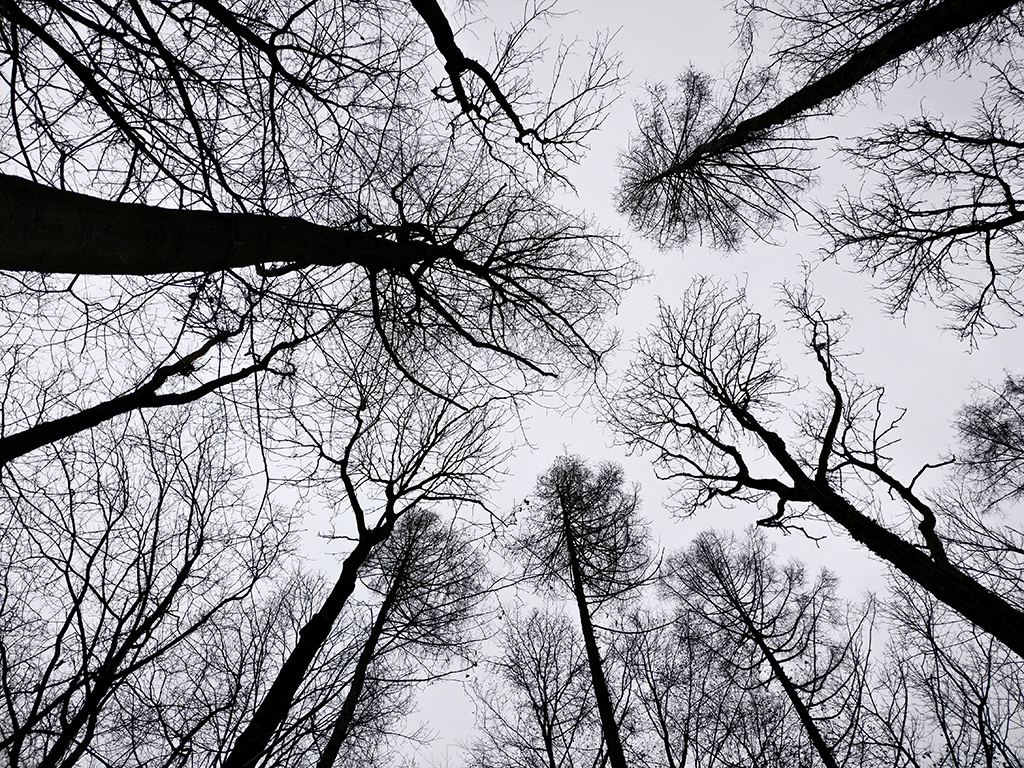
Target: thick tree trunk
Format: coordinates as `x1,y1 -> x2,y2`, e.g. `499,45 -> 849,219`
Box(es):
0,174 -> 444,275
807,484 -> 1024,659
750,421 -> 1024,660
223,520 -> 395,768
669,0 -> 1020,173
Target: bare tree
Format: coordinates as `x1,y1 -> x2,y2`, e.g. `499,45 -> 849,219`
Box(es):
953,373 -> 1024,508
0,407 -> 291,768
465,607 -> 604,768
513,456 -> 654,768
222,367 -> 506,768
0,0 -> 635,477
620,608 -> 759,768
615,0 -> 1024,251
312,507 -> 491,768
661,529 -> 872,768
0,9 -> 631,757
863,579 -> 1024,768
820,66 -> 1024,339
607,277 -> 1024,658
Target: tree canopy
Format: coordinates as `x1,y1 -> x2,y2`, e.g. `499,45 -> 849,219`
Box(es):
2,0 -> 1024,766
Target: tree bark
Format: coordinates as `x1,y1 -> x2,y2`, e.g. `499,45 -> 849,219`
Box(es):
222,520 -> 395,768
0,174 -> 447,275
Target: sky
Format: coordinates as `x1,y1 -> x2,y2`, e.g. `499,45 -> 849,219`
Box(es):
390,1 -> 1024,762
471,0 -> 1022,556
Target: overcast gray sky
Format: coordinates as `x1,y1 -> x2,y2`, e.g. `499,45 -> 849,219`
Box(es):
478,0 -> 1021,544
403,1 -> 1024,761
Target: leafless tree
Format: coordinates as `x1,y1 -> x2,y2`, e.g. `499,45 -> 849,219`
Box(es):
953,373 -> 1024,509
0,339 -> 505,767
862,579 -> 1024,768
607,276 -> 1024,658
616,0 -> 1024,251
661,529 -> 873,768
512,456 -> 655,768
623,603 -> 827,768
311,507 -> 491,768
821,64 -> 1024,339
0,4 -> 633,759
619,608 -> 756,768
465,607 -> 604,768
221,366 -> 506,768
0,0 -> 635,475
0,407 -> 291,768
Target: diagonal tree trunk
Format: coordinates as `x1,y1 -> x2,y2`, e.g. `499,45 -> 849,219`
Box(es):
315,573 -> 398,768
222,520 -> 395,768
662,0 -> 1020,177
737,609 -> 841,768
0,331 -> 312,467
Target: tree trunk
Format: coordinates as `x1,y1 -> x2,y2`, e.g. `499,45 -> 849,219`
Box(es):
740,613 -> 841,768
0,333 -> 306,467
222,520 -> 395,768
808,484 -> 1024,660
670,0 -> 1019,173
562,519 -> 628,768
315,577 -> 398,768
752,423 -> 1024,659
0,173 -> 445,275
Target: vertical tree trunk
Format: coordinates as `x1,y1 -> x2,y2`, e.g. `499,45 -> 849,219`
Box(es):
562,517 -> 628,768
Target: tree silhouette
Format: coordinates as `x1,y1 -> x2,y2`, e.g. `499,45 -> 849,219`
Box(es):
222,366 -> 504,767
608,277 -> 1024,658
0,0 -> 634,477
662,530 -> 872,768
466,607 -> 603,768
0,408 -> 290,767
314,508 -> 490,768
513,456 -> 654,768
616,0 -> 1023,252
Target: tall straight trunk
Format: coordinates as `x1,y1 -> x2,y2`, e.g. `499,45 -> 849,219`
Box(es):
0,173 -> 444,275
561,515 -> 628,768
664,0 -> 1019,175
315,580 -> 397,768
223,520 -> 395,768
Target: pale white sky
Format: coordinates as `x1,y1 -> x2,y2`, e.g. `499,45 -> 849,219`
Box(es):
483,0 -> 1022,551
404,1 -> 1024,761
